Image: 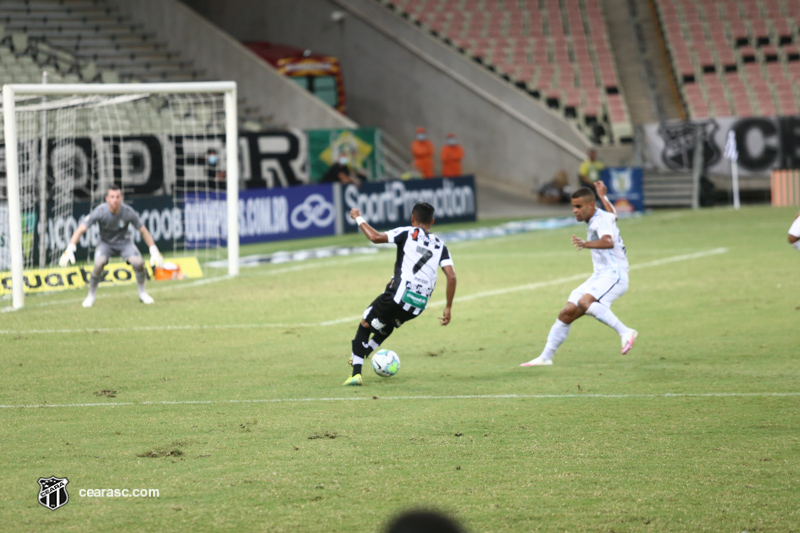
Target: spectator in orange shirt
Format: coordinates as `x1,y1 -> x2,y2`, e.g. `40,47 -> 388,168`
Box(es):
411,127 -> 435,178
440,133 -> 464,177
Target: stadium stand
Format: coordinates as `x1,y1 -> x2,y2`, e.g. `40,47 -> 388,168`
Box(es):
0,0 -> 204,83
654,0 -> 800,118
381,0 -> 633,144
0,0 -> 275,133
0,31 -> 223,138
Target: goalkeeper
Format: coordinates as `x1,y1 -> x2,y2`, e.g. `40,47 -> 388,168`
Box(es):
59,184 -> 163,308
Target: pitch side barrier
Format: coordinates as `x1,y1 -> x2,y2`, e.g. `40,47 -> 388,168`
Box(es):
2,178 -> 476,277
340,176 -> 477,233
643,116 -> 800,175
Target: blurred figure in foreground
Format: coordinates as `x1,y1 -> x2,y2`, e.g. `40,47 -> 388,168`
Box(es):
385,509 -> 466,533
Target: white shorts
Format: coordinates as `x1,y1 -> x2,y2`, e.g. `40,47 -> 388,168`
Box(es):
568,271 -> 629,307
789,215 -> 800,238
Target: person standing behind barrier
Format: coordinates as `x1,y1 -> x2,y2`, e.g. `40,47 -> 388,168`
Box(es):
440,133 -> 464,178
411,127 -> 435,178
578,148 -> 604,197
322,154 -> 363,187
206,148 -> 226,182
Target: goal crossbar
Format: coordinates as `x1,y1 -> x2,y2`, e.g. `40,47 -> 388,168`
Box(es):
2,82 -> 240,310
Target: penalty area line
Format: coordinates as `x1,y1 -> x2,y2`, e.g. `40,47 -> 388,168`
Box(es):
1,391 -> 798,409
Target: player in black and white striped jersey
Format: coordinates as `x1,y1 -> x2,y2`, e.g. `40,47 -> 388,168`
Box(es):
343,202 -> 457,386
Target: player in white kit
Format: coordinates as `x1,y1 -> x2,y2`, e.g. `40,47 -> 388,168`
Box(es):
521,181 -> 637,366
788,211 -> 800,252
343,202 -> 457,386
58,185 -> 163,307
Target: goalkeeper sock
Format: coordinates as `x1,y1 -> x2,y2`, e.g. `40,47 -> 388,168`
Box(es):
88,274 -> 100,298
134,265 -> 146,294
586,302 -> 629,336
351,355 -> 364,376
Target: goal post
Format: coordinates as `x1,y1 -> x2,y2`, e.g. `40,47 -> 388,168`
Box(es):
1,81 -> 239,310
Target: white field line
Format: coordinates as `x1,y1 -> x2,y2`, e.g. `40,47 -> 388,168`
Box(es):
0,323 -> 318,335
14,274 -> 237,309
1,391 -> 797,410
319,247 -> 729,326
0,247 -> 728,335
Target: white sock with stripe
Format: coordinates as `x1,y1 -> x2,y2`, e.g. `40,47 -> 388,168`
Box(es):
586,302 -> 629,336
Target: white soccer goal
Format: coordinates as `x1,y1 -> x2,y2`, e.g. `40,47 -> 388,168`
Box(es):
1,82 -> 239,310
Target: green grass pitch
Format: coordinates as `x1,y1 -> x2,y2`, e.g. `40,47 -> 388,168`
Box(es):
2,206 -> 799,532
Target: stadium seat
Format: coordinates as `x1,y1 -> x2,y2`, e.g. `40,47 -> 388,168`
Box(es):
100,70 -> 119,83
655,0 -> 800,118
384,0 -> 631,143
11,33 -> 28,55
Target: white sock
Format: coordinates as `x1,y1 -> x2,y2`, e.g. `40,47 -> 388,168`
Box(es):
368,339 -> 380,351
351,355 -> 364,366
586,302 -> 629,336
540,319 -> 571,360
792,240 -> 800,252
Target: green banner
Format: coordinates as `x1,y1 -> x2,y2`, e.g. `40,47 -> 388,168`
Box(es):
307,127 -> 384,182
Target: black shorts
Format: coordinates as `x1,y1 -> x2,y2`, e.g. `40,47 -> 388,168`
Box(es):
363,290 -> 419,334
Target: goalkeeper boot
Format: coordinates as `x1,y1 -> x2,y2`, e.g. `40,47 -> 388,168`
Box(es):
621,329 -> 638,355
342,374 -> 363,386
139,292 -> 155,305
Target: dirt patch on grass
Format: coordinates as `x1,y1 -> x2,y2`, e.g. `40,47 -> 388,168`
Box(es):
308,431 -> 337,440
137,441 -> 187,458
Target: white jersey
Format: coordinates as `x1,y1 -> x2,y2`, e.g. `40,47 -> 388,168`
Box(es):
385,226 -> 453,314
585,208 -> 628,275
789,214 -> 800,238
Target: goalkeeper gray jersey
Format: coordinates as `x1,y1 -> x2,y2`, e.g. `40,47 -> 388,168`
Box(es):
83,203 -> 142,245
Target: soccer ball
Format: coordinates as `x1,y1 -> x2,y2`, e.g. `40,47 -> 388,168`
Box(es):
372,349 -> 400,377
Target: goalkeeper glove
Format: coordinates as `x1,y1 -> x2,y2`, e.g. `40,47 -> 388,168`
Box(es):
149,245 -> 164,268
58,243 -> 76,267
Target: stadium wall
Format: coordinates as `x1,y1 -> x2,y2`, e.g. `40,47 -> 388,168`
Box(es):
106,0 -> 356,130
181,0 -> 589,191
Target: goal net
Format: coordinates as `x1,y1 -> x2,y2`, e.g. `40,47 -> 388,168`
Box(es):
1,82 -> 239,310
